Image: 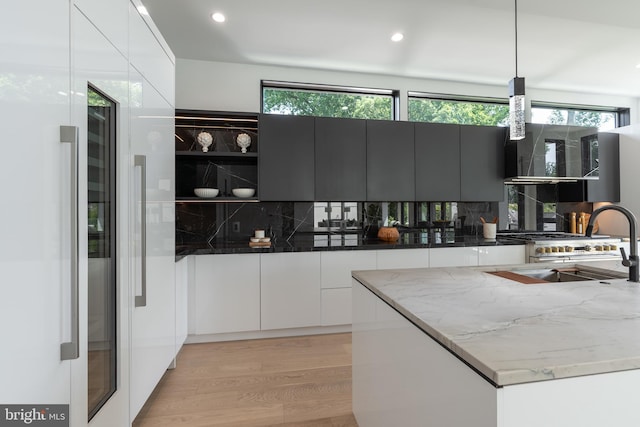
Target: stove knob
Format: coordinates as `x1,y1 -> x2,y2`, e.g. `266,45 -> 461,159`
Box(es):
595,245 -> 603,251
536,247 -> 545,254
565,246 -> 574,252
601,245 -> 609,251
558,246 -> 565,252
584,245 -> 592,252
551,246 -> 559,253
610,244 -> 617,251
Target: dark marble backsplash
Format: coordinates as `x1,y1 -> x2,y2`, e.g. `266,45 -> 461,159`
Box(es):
177,183 -> 597,249
176,200 -> 502,247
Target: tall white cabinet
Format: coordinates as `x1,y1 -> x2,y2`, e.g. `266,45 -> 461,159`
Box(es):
0,1 -> 176,426
0,0 -> 73,409
128,3 -> 177,415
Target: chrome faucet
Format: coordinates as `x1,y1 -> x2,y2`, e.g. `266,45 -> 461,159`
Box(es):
586,205 -> 639,282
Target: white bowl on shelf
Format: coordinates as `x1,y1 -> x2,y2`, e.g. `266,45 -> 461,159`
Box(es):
194,188 -> 219,198
232,188 -> 255,198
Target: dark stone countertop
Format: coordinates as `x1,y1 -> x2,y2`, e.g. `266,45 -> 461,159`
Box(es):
176,231 -> 524,259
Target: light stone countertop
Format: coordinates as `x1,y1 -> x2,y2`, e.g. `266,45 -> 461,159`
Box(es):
352,260 -> 640,387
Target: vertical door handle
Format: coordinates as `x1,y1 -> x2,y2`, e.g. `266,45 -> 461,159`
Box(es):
134,155 -> 147,307
60,126 -> 79,361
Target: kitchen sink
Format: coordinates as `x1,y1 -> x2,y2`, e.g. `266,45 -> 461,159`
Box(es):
518,267 -> 626,282
489,266 -> 627,284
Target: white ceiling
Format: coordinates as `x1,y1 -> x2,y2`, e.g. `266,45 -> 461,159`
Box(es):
142,0 -> 640,97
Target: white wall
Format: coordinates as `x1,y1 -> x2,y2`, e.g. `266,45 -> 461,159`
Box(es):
176,58 -> 639,123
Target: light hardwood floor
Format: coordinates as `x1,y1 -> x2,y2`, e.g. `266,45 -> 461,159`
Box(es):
133,333 -> 358,427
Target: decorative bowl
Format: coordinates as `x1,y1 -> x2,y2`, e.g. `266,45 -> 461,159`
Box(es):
250,237 -> 261,243
377,226 -> 400,242
232,188 -> 255,198
194,188 -> 219,198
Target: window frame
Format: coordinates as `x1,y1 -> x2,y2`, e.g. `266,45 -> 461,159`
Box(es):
530,101 -> 629,129
261,80 -> 400,120
407,91 -> 510,126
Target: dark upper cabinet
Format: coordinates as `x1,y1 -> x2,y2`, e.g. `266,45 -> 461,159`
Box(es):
460,125 -> 506,201
315,117 -> 367,201
589,132 -> 620,202
558,132 -> 620,202
366,120 -> 415,201
414,122 -> 461,201
259,114 -> 315,201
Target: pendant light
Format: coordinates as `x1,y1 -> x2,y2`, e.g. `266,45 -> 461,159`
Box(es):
509,0 -> 525,140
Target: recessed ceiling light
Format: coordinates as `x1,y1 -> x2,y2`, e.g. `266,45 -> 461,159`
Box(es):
636,63 -> 640,69
391,32 -> 404,42
211,12 -> 226,23
137,5 -> 149,15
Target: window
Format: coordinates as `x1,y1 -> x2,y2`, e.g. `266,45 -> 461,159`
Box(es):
531,103 -> 628,130
408,92 -> 510,126
262,81 -> 397,120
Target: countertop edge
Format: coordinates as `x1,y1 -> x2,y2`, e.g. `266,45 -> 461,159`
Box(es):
352,263 -> 640,387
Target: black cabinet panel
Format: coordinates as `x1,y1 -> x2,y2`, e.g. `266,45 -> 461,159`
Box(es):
366,120 -> 415,201
559,132 -> 620,202
460,125 -> 506,201
315,117 -> 367,201
259,114 -> 315,201
415,122 -> 460,201
587,132 -> 620,202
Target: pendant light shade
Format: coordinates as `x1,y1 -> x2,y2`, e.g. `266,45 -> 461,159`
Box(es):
509,77 -> 525,140
509,0 -> 525,140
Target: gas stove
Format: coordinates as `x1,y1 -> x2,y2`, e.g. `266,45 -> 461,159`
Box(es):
498,231 -> 623,263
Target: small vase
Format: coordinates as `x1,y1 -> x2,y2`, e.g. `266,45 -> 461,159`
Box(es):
236,133 -> 251,153
197,131 -> 213,152
377,226 -> 400,242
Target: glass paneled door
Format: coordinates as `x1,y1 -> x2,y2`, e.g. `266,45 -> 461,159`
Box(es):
87,86 -> 117,420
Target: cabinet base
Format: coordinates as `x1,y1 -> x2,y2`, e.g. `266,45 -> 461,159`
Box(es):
185,324 -> 352,344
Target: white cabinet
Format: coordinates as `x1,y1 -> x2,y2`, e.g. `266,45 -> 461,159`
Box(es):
478,245 -> 526,266
0,0 -> 72,408
353,281 -> 498,427
430,247 -> 479,267
175,256 -> 190,352
2,1 -> 175,425
376,248 -> 430,269
322,288 -> 353,326
73,0 -> 129,56
320,250 -> 376,326
193,254 -> 260,334
129,2 -> 175,105
261,252 -> 321,330
321,250 -> 377,288
129,66 -> 176,419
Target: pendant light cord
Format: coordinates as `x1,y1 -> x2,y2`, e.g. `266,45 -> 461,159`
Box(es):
514,0 -> 519,77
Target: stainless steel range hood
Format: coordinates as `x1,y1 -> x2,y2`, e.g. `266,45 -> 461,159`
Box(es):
504,123 -> 599,184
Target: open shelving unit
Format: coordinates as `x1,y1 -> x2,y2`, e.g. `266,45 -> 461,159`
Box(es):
175,110 -> 259,202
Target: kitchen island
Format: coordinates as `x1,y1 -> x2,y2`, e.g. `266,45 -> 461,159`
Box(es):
352,261 -> 640,427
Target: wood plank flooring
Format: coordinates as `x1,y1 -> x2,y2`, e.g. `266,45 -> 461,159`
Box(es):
133,333 -> 358,427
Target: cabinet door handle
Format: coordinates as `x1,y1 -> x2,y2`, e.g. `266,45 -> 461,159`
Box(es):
60,125 -> 79,361
134,155 -> 147,307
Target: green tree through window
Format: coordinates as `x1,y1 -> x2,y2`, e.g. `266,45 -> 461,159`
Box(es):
263,87 -> 393,120
532,106 -> 616,131
408,98 -> 509,126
